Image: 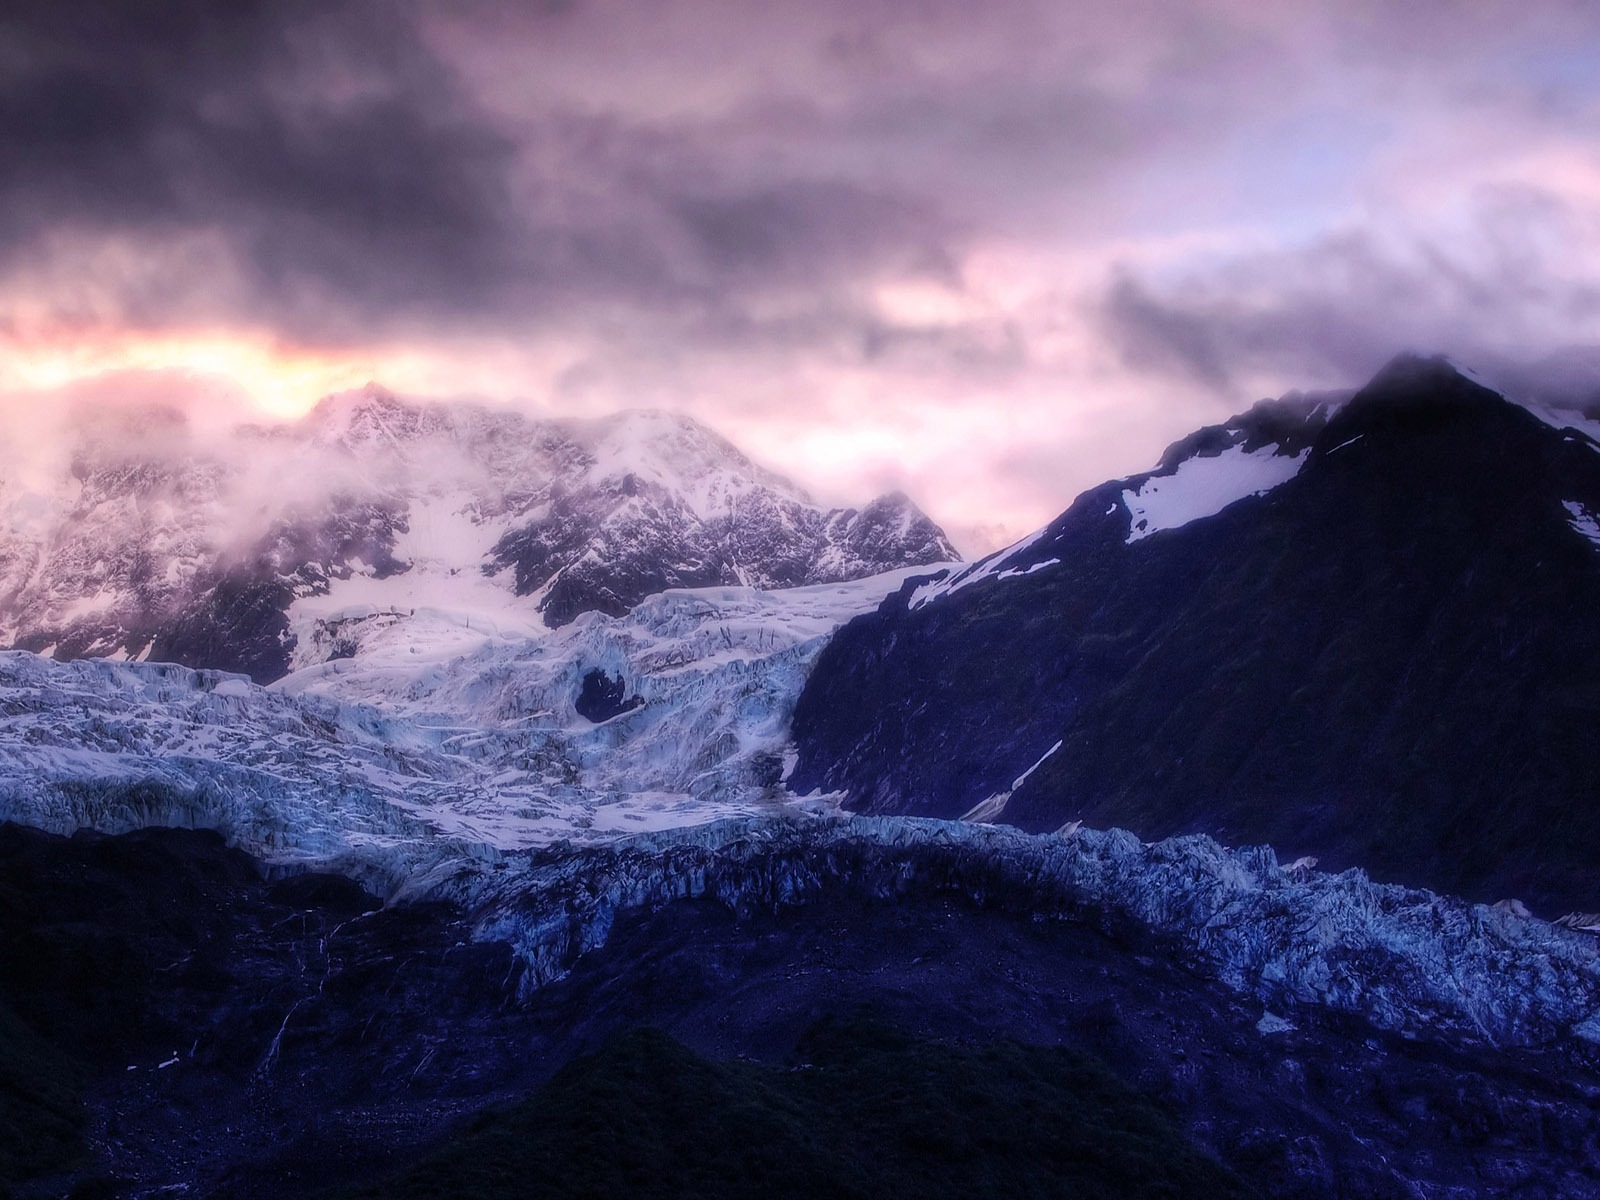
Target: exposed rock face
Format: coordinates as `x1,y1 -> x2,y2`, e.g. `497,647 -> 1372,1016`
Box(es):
790,356 -> 1600,912
0,390 -> 956,682
573,667 -> 643,722
482,416 -> 954,628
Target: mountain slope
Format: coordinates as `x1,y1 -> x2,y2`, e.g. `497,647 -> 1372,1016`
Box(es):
790,355 -> 1600,912
0,390 -> 957,682
335,1025 -> 1254,1200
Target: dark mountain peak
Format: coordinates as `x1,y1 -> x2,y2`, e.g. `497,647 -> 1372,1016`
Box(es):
1154,390 -> 1337,474
1365,350 -> 1476,388
1312,353 -> 1545,461
1346,353 -> 1508,418
793,353 -> 1600,913
1234,390 -> 1344,452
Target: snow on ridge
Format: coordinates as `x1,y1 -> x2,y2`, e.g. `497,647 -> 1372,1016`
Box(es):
576,409 -> 812,521
908,519 -> 1052,609
1437,355 -> 1600,447
1123,444 -> 1308,544
1527,403 -> 1600,450
3,388 -> 955,668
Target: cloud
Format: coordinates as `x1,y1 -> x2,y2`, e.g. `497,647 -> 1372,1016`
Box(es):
0,1 -> 985,347
0,0 -> 1324,349
0,0 -> 522,335
1096,183 -> 1600,396
8,0 -> 1593,359
7,1 -> 1600,550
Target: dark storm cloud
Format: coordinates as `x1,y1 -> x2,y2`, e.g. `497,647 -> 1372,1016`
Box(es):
0,0 -> 976,345
1098,255 -> 1419,395
1096,185 -> 1600,395
674,183 -> 956,287
8,0 -> 1600,410
0,0 -> 523,332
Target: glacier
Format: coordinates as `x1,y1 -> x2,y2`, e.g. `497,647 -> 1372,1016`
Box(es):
0,566 -> 938,860
456,814 -> 1600,1050
6,590 -> 1600,1057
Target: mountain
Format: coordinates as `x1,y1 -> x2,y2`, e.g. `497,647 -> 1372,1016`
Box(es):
0,387 -> 957,683
4,358 -> 1600,1199
790,355 -> 1600,913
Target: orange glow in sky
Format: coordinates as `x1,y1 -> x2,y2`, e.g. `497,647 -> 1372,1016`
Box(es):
1,327 -> 381,418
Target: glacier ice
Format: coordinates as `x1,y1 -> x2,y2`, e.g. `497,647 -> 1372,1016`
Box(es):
0,568 -> 930,862
459,814 -> 1600,1051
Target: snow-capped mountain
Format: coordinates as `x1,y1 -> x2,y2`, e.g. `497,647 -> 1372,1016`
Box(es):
792,355 -> 1600,912
0,387 -> 957,682
7,356 -> 1600,1200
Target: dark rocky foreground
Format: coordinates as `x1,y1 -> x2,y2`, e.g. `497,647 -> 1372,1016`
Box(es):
3,820 -> 1600,1198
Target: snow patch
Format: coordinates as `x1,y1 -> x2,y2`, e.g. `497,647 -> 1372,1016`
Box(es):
1441,358 -> 1600,448
959,792 -> 1010,824
1563,500 -> 1600,549
1011,740 -> 1062,791
1123,445 -> 1307,543
908,522 -> 1055,609
959,740 -> 1062,825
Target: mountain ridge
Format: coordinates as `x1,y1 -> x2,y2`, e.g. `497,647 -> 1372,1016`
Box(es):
790,355 -> 1600,912
0,389 -> 958,682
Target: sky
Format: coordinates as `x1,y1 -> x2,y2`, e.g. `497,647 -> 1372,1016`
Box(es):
4,1 -> 1600,553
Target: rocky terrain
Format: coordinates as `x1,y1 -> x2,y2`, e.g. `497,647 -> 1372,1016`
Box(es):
792,355 -> 1600,913
3,817 -> 1599,1198
5,355 -> 1600,1197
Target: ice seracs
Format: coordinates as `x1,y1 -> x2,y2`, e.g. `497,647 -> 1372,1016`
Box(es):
465,814 -> 1600,1050
0,567 -> 932,865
